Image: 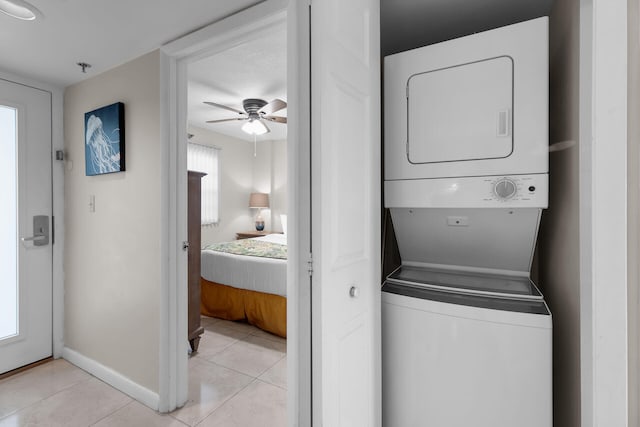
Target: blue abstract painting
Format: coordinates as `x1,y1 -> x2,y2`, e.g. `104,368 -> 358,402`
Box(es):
84,102 -> 125,176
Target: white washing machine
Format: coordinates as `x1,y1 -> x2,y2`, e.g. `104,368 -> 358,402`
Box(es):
382,17 -> 552,427
382,271 -> 552,427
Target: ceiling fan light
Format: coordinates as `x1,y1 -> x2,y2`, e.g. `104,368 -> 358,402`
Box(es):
0,0 -> 42,20
242,119 -> 269,136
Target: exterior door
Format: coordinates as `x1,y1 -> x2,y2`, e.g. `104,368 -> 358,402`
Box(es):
310,0 -> 381,425
0,79 -> 53,374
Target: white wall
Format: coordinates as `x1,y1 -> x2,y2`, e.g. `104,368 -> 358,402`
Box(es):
538,1 -> 581,426
628,0 -> 640,424
63,51 -> 161,396
254,138 -> 288,233
188,125 -> 287,245
270,139 -> 288,232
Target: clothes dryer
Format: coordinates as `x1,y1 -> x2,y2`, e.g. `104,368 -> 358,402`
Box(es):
384,17 -> 548,182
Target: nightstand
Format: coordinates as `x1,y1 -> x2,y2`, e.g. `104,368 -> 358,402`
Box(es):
236,230 -> 272,240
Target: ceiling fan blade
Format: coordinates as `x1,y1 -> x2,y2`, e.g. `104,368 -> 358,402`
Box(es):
204,101 -> 245,115
205,117 -> 246,124
264,116 -> 287,124
260,98 -> 287,115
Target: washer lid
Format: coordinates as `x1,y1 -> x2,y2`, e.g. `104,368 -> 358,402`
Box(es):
387,265 -> 543,300
382,281 -> 550,315
390,207 -> 541,273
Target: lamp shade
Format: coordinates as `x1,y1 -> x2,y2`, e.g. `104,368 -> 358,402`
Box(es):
249,192 -> 269,208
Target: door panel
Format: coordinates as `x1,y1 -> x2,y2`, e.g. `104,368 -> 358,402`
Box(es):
311,0 -> 381,425
407,57 -> 514,164
0,79 -> 52,374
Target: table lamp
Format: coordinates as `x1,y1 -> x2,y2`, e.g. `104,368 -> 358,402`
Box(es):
249,192 -> 269,231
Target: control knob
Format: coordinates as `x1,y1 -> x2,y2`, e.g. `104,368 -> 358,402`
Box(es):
494,178 -> 517,200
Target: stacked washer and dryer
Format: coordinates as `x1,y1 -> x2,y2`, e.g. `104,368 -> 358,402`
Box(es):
382,18 -> 552,427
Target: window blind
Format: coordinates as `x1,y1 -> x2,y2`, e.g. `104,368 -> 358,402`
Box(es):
187,143 -> 220,225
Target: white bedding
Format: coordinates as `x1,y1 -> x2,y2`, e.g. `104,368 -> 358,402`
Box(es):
200,234 -> 287,297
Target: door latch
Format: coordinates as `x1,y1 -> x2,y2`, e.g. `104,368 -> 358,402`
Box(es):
21,215 -> 49,247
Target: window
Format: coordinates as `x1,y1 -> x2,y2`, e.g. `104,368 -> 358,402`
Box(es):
187,143 -> 220,225
0,105 -> 17,339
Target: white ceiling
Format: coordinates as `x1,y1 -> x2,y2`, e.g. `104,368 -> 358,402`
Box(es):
187,25 -> 287,142
0,0 -> 261,87
2,0 -> 549,145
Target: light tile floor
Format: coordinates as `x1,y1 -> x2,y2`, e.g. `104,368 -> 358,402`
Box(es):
0,316 -> 287,426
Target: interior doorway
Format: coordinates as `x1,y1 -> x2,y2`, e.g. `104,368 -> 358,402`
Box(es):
173,25 -> 289,424
158,0 -> 308,421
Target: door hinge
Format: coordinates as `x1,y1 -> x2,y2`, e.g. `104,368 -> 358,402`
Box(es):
307,253 -> 314,277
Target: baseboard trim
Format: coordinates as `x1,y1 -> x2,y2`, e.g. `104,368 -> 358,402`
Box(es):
62,347 -> 159,410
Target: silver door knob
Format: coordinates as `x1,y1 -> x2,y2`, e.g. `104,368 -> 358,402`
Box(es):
349,286 -> 359,298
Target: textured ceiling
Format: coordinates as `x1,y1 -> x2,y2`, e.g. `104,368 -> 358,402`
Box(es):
187,25 -> 287,142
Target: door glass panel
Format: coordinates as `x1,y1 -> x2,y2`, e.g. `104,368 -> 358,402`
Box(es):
0,105 -> 17,340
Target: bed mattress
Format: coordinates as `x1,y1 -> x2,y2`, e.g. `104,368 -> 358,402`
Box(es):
200,234 -> 287,297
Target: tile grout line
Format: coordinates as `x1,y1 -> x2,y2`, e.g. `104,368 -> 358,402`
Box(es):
87,398 -> 134,426
191,378 -> 265,427
0,370 -> 95,422
169,375 -> 256,427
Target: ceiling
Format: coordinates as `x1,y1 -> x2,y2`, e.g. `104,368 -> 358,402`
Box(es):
1,0 -> 551,144
0,0 -> 261,87
187,25 -> 287,142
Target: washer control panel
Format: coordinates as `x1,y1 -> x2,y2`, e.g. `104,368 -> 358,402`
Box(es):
385,174 -> 548,208
494,178 -> 517,199
487,176 -> 540,202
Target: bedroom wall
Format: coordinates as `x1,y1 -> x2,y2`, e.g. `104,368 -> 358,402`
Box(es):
537,1 -> 581,426
63,50 -> 161,394
188,126 -> 254,244
188,126 -> 287,245
253,139 -> 288,233
270,139 -> 288,232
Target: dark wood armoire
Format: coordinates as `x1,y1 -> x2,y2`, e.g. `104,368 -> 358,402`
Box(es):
187,171 -> 206,352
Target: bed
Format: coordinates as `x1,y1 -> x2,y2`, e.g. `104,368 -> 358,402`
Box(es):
200,233 -> 287,337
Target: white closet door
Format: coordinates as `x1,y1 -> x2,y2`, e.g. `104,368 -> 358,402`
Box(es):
310,0 -> 381,425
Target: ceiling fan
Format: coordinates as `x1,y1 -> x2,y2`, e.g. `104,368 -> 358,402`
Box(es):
204,98 -> 287,135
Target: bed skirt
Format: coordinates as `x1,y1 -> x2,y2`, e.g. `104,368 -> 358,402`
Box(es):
200,278 -> 287,338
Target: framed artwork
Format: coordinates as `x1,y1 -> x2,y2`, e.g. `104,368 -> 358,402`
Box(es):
84,102 -> 125,176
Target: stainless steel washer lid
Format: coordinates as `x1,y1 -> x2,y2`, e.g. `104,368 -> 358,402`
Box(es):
386,265 -> 543,300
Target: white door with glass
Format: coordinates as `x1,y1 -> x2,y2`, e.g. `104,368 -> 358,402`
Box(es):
0,79 -> 52,374
311,0 -> 381,424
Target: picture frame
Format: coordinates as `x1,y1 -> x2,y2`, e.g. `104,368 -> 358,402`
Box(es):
84,102 -> 125,176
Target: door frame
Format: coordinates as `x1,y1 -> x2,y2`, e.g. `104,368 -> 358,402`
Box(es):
0,70 -> 65,363
578,0 -> 629,425
158,1 -> 311,422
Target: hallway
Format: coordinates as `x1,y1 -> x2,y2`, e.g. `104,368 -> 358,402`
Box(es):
0,317 -> 286,426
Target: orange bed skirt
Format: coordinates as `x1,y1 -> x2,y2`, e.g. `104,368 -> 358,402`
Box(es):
200,278 -> 287,338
